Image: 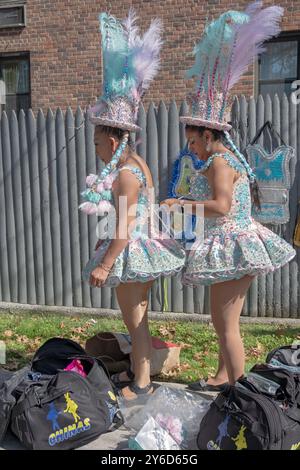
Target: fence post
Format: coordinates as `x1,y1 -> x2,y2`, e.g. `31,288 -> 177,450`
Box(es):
38,109 -> 54,305
2,112 -> 18,303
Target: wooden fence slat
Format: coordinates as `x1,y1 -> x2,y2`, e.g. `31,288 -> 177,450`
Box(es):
0,99 -> 298,317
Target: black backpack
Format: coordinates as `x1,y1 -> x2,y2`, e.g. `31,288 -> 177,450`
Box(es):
0,366 -> 31,443
197,368 -> 300,450
266,344 -> 300,372
1,338 -> 121,450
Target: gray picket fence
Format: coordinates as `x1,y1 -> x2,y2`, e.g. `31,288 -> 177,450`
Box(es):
0,95 -> 299,317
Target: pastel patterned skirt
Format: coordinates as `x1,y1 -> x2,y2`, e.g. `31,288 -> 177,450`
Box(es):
182,219 -> 296,286
83,237 -> 186,288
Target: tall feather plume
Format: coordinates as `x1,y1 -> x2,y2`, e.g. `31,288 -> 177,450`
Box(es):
186,10 -> 249,92
186,2 -> 284,98
226,3 -> 284,90
244,0 -> 263,16
98,9 -> 162,103
122,8 -> 139,47
99,12 -> 128,98
132,17 -> 163,98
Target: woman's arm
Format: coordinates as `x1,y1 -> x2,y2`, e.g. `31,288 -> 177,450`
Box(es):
162,157 -> 235,217
89,170 -> 140,287
101,170 -> 140,268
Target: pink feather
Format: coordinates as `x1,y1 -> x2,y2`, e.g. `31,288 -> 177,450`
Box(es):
131,17 -> 163,96
227,4 -> 284,90
122,8 -> 139,48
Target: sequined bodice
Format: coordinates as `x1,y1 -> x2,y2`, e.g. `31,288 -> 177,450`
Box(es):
115,164 -> 151,238
190,152 -> 255,236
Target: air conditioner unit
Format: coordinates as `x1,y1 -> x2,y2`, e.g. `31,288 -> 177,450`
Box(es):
0,1 -> 26,28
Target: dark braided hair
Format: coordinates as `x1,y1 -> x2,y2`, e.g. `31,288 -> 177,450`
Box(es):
95,125 -> 135,150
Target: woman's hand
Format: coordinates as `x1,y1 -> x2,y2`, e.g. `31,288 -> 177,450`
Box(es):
90,266 -> 109,288
160,198 -> 181,207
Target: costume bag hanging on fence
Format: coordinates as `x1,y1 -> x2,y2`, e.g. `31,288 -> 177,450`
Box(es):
245,121 -> 296,225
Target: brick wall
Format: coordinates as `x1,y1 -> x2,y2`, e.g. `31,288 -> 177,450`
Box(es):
0,0 -> 299,112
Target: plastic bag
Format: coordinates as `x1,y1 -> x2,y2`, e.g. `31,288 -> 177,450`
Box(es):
128,416 -> 181,450
118,386 -> 211,450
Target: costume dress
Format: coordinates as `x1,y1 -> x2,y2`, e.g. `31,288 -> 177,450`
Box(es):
83,164 -> 185,287
183,152 -> 296,285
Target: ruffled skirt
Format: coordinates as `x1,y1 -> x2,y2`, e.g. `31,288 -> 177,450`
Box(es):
83,237 -> 186,288
182,220 -> 296,286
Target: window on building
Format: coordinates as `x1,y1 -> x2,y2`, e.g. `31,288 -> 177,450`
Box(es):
0,53 -> 31,113
258,32 -> 300,98
0,1 -> 26,28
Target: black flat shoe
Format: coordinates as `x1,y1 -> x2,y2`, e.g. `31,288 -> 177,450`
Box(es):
118,381 -> 154,401
111,368 -> 135,388
187,378 -> 229,392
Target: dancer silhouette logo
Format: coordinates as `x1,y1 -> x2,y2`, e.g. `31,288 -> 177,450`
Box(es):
48,393 -> 91,447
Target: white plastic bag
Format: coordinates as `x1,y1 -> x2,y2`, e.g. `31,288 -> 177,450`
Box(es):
119,385 -> 211,449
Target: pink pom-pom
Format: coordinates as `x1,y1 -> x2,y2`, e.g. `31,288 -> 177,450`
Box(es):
97,182 -> 104,192
79,202 -> 98,215
96,200 -> 113,214
86,174 -> 98,187
103,174 -> 114,189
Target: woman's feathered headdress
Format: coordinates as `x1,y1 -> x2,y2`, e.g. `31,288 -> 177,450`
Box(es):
180,1 -> 284,131
88,9 -> 163,132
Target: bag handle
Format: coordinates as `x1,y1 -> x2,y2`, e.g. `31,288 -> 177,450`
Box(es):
11,384 -> 71,419
250,121 -> 287,146
214,392 -> 268,437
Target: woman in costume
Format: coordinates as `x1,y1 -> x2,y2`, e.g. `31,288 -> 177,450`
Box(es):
162,2 -> 295,390
80,10 -> 185,400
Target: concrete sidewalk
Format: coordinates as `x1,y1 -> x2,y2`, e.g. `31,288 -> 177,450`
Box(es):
0,382 -> 216,451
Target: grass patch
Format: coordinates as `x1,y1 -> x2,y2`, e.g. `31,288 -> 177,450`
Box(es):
0,312 -> 299,383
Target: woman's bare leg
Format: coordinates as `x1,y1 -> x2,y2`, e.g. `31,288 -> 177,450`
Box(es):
206,341 -> 229,386
209,275 -> 254,385
115,280 -> 153,398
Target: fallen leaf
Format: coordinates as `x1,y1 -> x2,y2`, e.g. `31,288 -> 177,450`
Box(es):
193,353 -> 203,361
179,362 -> 191,371
161,369 -> 179,378
16,335 -> 30,344
71,326 -> 87,335
4,330 -> 13,338
248,341 -> 265,358
70,335 -> 81,343
158,324 -> 176,340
